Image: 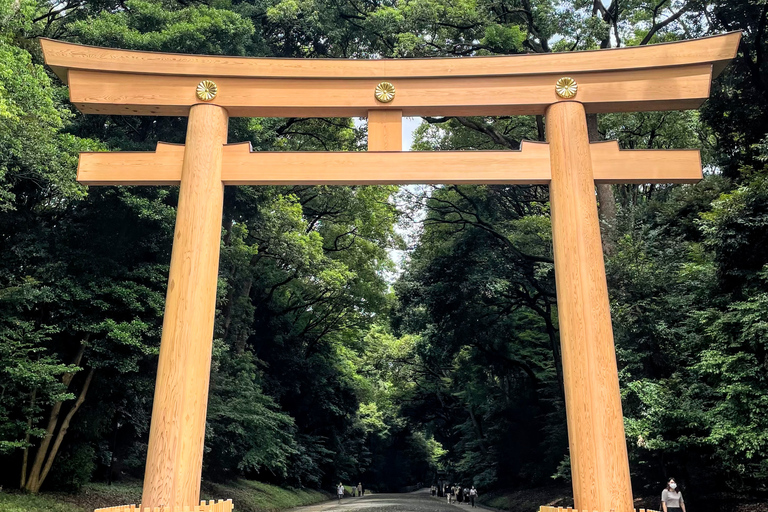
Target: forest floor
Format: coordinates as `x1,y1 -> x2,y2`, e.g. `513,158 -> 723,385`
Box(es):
0,479 -> 331,512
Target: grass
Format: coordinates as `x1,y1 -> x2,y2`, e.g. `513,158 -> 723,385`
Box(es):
0,493 -> 84,512
0,479 -> 330,512
204,480 -> 329,512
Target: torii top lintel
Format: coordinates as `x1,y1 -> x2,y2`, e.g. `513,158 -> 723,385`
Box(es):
41,33 -> 740,118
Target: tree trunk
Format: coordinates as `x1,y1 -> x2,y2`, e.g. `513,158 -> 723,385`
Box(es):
468,407 -> 488,454
587,113 -> 618,257
37,368 -> 95,488
20,388 -> 36,489
24,344 -> 88,493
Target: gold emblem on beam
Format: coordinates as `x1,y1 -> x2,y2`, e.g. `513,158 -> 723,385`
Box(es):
555,77 -> 578,99
374,82 -> 396,103
196,80 -> 218,101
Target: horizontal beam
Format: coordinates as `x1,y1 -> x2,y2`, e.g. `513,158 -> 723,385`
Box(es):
68,64 -> 713,117
77,141 -> 702,186
589,141 -> 702,184
42,33 -> 739,82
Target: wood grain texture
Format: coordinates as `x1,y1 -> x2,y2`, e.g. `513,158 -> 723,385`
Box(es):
546,101 -> 633,512
536,508 -> 658,512
141,104 -> 228,509
76,141 -> 701,185
65,64 -> 713,117
95,499 -> 233,512
590,141 -> 701,183
41,33 -> 739,82
368,110 -> 402,151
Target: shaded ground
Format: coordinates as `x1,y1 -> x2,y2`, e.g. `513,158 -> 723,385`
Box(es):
0,479 -> 329,512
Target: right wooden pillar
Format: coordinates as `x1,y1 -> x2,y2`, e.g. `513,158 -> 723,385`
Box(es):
546,100 -> 634,512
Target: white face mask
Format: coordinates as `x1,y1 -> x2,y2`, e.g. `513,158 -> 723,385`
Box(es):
669,483 -> 677,490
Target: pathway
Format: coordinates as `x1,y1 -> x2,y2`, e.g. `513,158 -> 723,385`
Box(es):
286,489 -> 491,512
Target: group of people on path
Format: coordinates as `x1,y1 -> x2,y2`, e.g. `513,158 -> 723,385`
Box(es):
428,478 -> 682,512
432,484 -> 478,507
339,477 -> 682,511
337,482 -> 365,501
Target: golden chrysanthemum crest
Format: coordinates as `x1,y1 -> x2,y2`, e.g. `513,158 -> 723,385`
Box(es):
555,77 -> 578,99
196,80 -> 218,101
374,82 -> 396,103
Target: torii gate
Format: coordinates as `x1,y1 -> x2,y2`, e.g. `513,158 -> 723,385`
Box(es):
41,33 -> 739,512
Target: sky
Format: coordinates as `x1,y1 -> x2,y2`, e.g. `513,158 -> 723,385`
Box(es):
353,115 -> 432,282
376,116 -> 426,282
401,117 -> 422,150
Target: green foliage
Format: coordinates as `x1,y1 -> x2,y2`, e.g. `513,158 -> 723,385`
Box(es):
0,9 -> 93,210
205,349 -> 297,480
203,480 -> 329,512
70,0 -> 255,55
46,443 -> 97,492
0,281 -> 76,454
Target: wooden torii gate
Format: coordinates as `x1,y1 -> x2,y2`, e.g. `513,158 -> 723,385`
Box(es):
41,33 -> 740,512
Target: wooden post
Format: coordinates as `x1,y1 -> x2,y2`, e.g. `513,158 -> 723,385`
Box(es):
142,103 -> 229,508
546,100 -> 633,512
368,110 -> 402,151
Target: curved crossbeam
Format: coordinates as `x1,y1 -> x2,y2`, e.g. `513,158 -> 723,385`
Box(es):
41,34 -> 739,117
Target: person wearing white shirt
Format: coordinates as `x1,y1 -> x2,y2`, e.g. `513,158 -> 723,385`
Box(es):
469,487 -> 478,507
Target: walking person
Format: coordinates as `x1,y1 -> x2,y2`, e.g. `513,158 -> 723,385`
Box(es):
447,485 -> 454,504
469,487 -> 477,507
357,482 -> 363,497
661,478 -> 686,512
337,483 -> 344,503
457,486 -> 463,504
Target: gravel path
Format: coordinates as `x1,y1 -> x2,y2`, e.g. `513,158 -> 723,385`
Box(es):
285,489 -> 489,512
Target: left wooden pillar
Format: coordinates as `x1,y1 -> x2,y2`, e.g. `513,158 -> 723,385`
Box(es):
142,103 -> 229,509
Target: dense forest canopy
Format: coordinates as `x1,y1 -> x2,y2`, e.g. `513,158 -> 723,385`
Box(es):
2,0 -> 768,509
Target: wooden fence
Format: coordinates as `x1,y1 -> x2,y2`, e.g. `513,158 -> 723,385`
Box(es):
538,507 -> 659,512
95,499 -> 233,512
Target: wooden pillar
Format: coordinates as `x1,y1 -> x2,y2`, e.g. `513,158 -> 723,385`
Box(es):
546,100 -> 633,512
368,110 -> 402,151
142,103 -> 229,508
